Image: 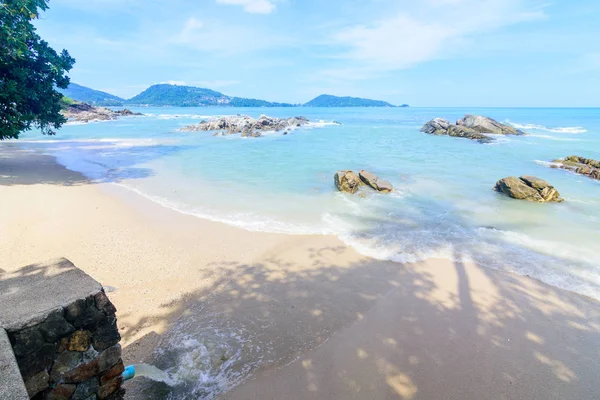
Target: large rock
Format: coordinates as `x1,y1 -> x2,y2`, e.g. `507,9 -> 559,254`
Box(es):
447,125 -> 493,143
334,171 -> 362,194
551,155 -> 600,181
457,115 -> 524,135
358,170 -> 394,193
494,176 -> 563,203
519,176 -> 562,202
181,115 -> 311,137
420,118 -> 450,135
62,103 -> 142,123
421,114 -> 525,143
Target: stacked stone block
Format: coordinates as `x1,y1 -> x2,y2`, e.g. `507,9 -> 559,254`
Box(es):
7,290 -> 124,399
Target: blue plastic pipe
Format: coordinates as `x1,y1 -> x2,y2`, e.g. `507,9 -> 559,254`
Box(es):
122,365 -> 135,381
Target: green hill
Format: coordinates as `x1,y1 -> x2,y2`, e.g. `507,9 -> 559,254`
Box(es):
57,83 -> 408,108
126,84 -> 294,107
304,94 -> 406,107
57,83 -> 124,106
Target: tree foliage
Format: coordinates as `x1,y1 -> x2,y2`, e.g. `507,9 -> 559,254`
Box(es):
0,0 -> 75,139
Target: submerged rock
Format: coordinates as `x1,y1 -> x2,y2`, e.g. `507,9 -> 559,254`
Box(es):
181,115 -> 310,137
551,155 -> 600,181
62,103 -> 142,123
494,176 -> 563,203
334,170 -> 362,194
421,114 -> 524,143
358,170 -> 394,193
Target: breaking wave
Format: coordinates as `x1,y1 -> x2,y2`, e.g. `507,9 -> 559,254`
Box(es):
508,122 -> 587,134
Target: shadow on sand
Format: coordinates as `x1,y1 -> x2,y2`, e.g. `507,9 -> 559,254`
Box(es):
121,235 -> 600,400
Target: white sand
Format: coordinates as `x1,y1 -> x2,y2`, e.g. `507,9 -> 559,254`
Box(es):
1,148 -> 599,400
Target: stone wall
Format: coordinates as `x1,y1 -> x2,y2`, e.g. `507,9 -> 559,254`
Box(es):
0,258 -> 126,400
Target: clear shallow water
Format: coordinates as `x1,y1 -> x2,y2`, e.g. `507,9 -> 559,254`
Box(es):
9,107 -> 600,302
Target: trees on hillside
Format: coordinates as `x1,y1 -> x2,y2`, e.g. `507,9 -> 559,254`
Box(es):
0,0 -> 75,139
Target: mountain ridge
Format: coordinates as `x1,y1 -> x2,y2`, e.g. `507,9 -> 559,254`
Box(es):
58,83 -> 125,106
62,83 -> 408,108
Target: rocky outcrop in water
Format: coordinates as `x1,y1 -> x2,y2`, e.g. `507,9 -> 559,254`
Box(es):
62,103 -> 142,123
494,176 -> 563,203
421,115 -> 525,143
358,170 -> 394,193
335,170 -> 393,194
551,156 -> 600,181
181,115 -> 310,137
334,170 -> 363,194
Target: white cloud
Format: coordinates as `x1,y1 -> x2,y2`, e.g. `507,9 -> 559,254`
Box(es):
172,17 -> 291,54
175,17 -> 204,43
216,0 -> 275,14
328,0 -> 548,76
161,80 -> 187,85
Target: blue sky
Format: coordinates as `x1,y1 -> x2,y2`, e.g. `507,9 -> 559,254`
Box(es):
35,0 -> 600,106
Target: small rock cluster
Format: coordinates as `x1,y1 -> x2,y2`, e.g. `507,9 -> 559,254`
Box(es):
551,155 -> 600,181
7,290 -> 124,399
494,175 -> 563,203
62,103 -> 142,123
181,114 -> 310,137
421,114 -> 525,143
334,170 -> 394,194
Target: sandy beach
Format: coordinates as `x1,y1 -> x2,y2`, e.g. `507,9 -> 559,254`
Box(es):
1,147 -> 599,400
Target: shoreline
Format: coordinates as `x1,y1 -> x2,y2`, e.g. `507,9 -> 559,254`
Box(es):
1,148 -> 599,399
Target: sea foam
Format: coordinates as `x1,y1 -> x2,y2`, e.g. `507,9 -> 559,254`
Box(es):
508,121 -> 587,134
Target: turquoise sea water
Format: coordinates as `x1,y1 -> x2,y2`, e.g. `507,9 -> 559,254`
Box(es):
10,107 -> 600,300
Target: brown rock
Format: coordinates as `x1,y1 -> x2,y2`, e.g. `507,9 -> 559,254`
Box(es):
63,359 -> 100,384
358,170 -> 394,193
68,330 -> 90,352
334,170 -> 362,194
100,360 -> 124,385
494,176 -> 563,203
95,291 -> 117,315
47,384 -> 76,400
553,155 -> 600,181
98,376 -> 123,399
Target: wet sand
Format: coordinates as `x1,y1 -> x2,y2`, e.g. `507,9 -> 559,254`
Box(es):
1,147 -> 599,399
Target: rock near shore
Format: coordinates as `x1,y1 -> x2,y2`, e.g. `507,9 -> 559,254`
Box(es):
358,170 -> 394,193
421,115 -> 525,143
334,170 -> 363,194
334,170 -> 394,194
62,103 -> 142,123
494,176 -> 563,203
551,155 -> 600,181
181,114 -> 310,137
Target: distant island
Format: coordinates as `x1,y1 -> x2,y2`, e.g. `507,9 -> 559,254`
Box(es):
304,94 -> 407,108
59,83 -> 408,108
